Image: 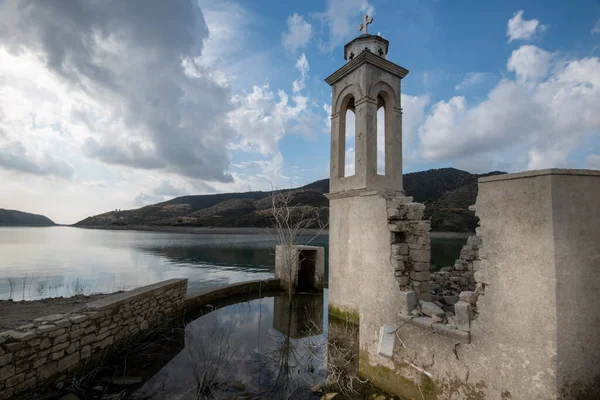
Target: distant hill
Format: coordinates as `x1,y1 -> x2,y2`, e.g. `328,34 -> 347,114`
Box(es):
75,168 -> 506,232
0,209 -> 56,227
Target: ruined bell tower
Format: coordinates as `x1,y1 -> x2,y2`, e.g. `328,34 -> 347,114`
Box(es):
325,17 -> 410,321
325,19 -> 408,194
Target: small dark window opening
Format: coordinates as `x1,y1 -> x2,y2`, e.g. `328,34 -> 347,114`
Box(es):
297,250 -> 317,292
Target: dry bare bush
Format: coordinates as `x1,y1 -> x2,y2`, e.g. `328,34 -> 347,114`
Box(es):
269,187 -> 327,299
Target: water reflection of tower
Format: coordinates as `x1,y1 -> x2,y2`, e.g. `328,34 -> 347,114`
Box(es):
273,294 -> 324,339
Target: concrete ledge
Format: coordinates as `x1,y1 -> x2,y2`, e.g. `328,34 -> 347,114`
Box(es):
479,168 -> 600,183
86,279 -> 187,310
185,278 -> 281,310
397,313 -> 471,343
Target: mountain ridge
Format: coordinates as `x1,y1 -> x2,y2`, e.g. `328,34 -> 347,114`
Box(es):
74,168 -> 506,232
0,209 -> 56,227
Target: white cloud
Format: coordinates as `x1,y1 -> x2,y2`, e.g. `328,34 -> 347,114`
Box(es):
0,0 -> 319,223
228,84 -> 309,155
316,0 -> 374,51
455,72 -> 494,90
587,154 -> 600,169
292,53 -> 310,93
418,45 -> 600,173
507,10 -> 548,42
282,13 -> 312,53
507,45 -> 553,82
592,19 -> 600,34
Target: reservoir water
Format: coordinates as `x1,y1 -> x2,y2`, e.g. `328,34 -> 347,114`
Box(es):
0,226 -> 468,300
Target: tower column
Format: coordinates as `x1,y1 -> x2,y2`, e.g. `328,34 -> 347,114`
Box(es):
354,97 -> 378,184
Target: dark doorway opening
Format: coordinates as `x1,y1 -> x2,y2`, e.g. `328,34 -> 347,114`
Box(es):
297,250 -> 317,292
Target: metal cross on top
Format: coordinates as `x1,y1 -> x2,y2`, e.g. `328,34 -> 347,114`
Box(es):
359,14 -> 373,34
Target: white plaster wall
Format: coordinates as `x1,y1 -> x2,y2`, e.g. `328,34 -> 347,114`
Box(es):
328,193 -> 393,320
551,173 -> 600,397
359,171 -> 590,399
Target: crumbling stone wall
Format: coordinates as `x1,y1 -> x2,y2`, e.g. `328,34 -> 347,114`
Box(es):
387,197 -> 485,336
0,279 -> 187,399
387,197 -> 431,301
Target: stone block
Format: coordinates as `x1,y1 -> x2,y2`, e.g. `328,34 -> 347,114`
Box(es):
57,352 -> 80,372
0,353 -> 13,366
412,262 -> 430,272
0,365 -> 14,381
39,338 -> 51,350
412,221 -> 430,234
14,377 -> 36,393
459,291 -> 479,305
416,293 -> 432,302
420,301 -> 445,318
5,372 -> 24,388
33,357 -> 47,369
454,301 -> 472,331
33,314 -> 65,323
47,328 -> 66,338
80,334 -> 95,346
410,271 -> 430,282
387,208 -> 403,220
391,243 -> 409,256
15,347 -> 32,358
53,333 -> 69,345
55,319 -> 71,328
95,336 -> 114,350
15,324 -> 34,332
4,342 -> 23,352
37,361 -> 57,380
15,362 -> 28,375
68,315 -> 88,324
388,224 -> 400,232
399,291 -> 417,315
405,203 -> 425,220
0,330 -> 35,342
396,275 -> 410,286
51,350 -> 65,360
443,295 -> 460,305
391,258 -> 405,271
80,346 -> 91,360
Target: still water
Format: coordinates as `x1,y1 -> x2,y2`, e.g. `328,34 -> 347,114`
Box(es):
133,292 -> 329,399
0,227 -> 467,300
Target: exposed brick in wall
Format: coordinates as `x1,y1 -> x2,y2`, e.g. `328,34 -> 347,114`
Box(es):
0,278 -> 187,399
387,197 -> 432,301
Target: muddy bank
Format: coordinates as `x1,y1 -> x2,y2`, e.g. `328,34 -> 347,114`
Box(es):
0,293 -> 111,331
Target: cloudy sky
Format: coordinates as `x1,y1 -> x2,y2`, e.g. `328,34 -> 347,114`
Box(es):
0,0 -> 599,224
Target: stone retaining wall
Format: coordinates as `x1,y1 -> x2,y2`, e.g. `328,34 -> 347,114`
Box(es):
186,278 -> 281,310
0,278 -> 187,399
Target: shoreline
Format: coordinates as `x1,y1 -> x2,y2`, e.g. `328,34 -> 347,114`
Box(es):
69,225 -> 474,238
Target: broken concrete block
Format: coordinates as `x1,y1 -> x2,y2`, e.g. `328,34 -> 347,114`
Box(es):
459,291 -> 479,305
443,295 -> 460,305
417,293 -> 432,302
399,291 -> 417,315
454,301 -> 472,331
420,301 -> 445,318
